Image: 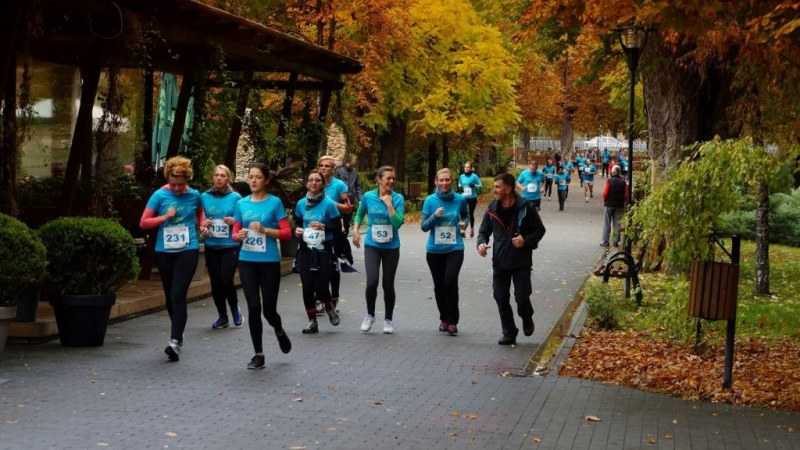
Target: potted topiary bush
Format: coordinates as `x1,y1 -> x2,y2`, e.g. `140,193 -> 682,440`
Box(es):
38,217 -> 139,347
0,213 -> 47,354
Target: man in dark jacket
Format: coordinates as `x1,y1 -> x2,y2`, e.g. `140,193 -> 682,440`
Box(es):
601,165 -> 627,247
477,173 -> 546,345
335,155 -> 362,236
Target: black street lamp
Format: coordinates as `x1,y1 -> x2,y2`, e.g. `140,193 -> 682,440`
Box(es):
615,22 -> 648,298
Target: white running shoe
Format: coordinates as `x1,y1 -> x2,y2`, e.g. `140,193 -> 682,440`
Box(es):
361,315 -> 375,332
383,319 -> 394,334
165,339 -> 181,361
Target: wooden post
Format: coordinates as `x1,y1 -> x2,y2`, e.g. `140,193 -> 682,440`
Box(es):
165,64 -> 195,159
0,2 -> 23,102
224,68 -> 253,173
60,43 -> 103,216
318,86 -> 332,123
2,61 -> 18,216
273,72 -> 298,168
137,68 -> 155,184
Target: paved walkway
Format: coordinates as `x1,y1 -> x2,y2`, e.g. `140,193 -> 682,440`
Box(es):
1,179 -> 798,449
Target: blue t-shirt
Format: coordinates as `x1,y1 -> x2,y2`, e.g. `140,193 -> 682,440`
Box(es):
542,165 -> 556,181
457,173 -> 481,199
325,178 -> 349,205
575,157 -> 586,171
234,195 -> 286,263
146,187 -> 202,253
602,151 -> 611,163
201,190 -> 242,248
359,190 -> 405,250
583,164 -> 598,183
421,191 -> 468,253
295,197 -> 341,243
517,170 -> 545,201
562,161 -> 574,182
555,173 -> 569,191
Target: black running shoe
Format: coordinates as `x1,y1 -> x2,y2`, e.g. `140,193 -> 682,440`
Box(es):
247,354 -> 265,370
276,330 -> 292,354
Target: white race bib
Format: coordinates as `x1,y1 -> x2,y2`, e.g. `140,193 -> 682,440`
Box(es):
462,186 -> 473,196
303,227 -> 324,246
434,226 -> 457,245
526,183 -> 538,193
371,224 -> 393,243
208,219 -> 229,238
545,172 -> 553,179
242,231 -> 267,252
163,225 -> 190,250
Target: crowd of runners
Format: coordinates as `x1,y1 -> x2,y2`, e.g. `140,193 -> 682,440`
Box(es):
139,149 -> 619,369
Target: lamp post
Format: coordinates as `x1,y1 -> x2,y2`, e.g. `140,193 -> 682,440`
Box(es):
615,22 -> 648,298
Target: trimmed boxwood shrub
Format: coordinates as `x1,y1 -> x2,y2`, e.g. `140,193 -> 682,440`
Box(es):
38,217 -> 140,295
0,213 -> 47,306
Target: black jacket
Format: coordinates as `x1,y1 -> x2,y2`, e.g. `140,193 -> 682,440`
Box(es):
477,193 -> 546,270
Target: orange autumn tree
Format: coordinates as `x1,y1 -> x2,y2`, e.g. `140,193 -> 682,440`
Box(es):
521,0 -> 800,292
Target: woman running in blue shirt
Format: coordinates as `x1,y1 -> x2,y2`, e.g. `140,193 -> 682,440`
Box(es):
352,166 -> 405,334
140,156 -> 204,362
542,158 -> 556,201
294,170 -> 343,334
457,161 -> 482,238
233,163 -> 292,370
201,165 -> 243,330
554,166 -> 569,211
421,168 -> 469,335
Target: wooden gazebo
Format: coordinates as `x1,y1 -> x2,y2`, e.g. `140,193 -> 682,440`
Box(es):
0,0 -> 362,215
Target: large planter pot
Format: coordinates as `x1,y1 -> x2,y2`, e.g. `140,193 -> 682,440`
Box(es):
0,305 -> 17,356
13,284 -> 42,322
51,294 -> 116,347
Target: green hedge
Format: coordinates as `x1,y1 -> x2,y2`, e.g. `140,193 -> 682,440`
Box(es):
39,217 -> 140,295
0,214 -> 47,306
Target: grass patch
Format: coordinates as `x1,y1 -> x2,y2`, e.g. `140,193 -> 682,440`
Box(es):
597,240 -> 800,344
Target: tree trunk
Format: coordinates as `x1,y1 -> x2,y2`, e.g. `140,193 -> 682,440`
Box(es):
441,134 -> 449,170
755,182 -> 770,295
559,56 -> 575,160
427,139 -> 437,194
519,129 -> 530,164
377,115 -> 407,182
641,38 -> 736,186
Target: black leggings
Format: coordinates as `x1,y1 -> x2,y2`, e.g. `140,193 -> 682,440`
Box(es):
544,179 -> 553,198
364,246 -> 400,320
297,248 -> 334,318
156,250 -> 199,343
466,198 -> 477,229
239,261 -> 283,354
426,251 -> 464,324
204,246 -> 239,318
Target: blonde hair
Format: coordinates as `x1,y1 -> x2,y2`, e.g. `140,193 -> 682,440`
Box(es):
318,155 -> 336,165
164,156 -> 193,180
436,168 -> 452,180
212,164 -> 233,184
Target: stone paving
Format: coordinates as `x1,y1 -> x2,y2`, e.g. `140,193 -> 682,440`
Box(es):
1,179 -> 798,449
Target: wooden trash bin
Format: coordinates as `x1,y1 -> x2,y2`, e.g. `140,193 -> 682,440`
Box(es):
688,260 -> 739,321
